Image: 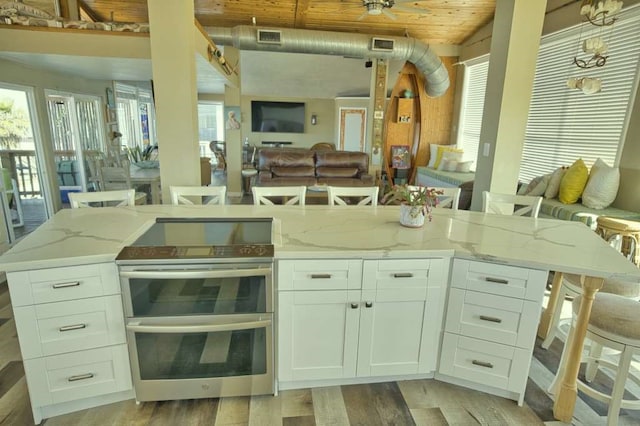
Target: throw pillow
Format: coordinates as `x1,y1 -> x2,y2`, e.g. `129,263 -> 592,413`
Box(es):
442,159 -> 458,172
427,144 -> 439,168
434,146 -> 463,170
582,158 -> 620,209
526,173 -> 552,197
559,159 -> 589,204
544,167 -> 567,199
456,161 -> 473,173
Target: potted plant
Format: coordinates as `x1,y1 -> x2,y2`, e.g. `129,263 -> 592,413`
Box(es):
382,184 -> 442,227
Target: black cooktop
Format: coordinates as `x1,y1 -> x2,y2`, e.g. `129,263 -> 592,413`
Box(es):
116,217 -> 274,261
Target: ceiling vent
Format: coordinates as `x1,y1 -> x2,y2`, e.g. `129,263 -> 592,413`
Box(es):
371,37 -> 395,52
257,29 -> 282,44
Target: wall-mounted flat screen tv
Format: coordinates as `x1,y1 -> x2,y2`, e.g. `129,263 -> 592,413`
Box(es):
251,101 -> 305,133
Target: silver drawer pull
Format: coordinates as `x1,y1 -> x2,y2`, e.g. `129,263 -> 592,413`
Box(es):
393,273 -> 413,278
59,324 -> 87,332
472,360 -> 494,369
52,281 -> 80,289
350,303 -> 359,309
479,315 -> 502,324
485,277 -> 509,285
310,274 -> 332,279
68,373 -> 94,382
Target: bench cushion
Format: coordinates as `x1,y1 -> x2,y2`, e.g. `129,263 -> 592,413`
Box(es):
539,198 -> 640,229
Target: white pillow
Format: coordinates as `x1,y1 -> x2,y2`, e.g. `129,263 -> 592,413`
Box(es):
428,144 -> 458,168
456,161 -> 473,173
527,173 -> 552,197
544,167 -> 567,199
427,144 -> 438,168
443,160 -> 458,172
582,158 -> 620,209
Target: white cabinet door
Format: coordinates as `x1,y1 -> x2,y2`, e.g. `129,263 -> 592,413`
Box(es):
279,290 -> 360,382
357,259 -> 444,377
357,286 -> 429,377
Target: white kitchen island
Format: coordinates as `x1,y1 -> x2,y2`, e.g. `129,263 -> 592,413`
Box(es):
1,205 -> 639,424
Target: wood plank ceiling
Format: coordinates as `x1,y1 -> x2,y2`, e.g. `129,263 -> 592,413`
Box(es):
78,0 -> 496,45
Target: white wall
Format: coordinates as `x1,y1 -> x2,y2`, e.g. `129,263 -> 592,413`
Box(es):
239,96 -> 335,149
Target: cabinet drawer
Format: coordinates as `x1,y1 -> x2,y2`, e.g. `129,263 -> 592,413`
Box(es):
362,259 -> 430,290
445,289 -> 540,348
23,344 -> 132,407
8,263 -> 120,306
277,259 -> 362,291
14,295 -> 126,359
451,259 -> 546,301
439,333 -> 530,393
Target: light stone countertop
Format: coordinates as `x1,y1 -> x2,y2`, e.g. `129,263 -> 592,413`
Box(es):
1,205 -> 639,281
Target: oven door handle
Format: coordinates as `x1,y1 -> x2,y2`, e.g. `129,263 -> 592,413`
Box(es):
119,268 -> 272,279
126,319 -> 272,334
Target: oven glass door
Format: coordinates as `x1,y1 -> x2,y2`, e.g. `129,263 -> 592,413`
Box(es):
120,264 -> 272,317
127,314 -> 272,381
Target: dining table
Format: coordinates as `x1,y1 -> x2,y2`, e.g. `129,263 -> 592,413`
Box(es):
129,164 -> 161,204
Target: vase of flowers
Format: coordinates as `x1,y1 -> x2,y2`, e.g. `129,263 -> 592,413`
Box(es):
382,184 -> 441,228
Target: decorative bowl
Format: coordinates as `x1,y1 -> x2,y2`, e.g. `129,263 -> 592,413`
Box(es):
133,160 -> 159,169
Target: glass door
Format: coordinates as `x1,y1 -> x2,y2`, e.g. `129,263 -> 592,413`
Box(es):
0,84 -> 51,241
46,92 -> 106,204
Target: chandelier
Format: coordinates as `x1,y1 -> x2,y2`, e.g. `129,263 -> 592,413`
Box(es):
566,0 -> 624,94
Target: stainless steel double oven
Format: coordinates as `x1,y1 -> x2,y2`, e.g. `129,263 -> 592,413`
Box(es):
116,218 -> 274,402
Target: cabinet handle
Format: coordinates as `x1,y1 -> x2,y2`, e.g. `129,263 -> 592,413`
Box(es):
350,303 -> 359,309
485,277 -> 509,285
393,273 -> 413,278
479,315 -> 502,324
59,323 -> 87,332
310,274 -> 332,279
68,373 -> 94,382
472,360 -> 494,369
365,302 -> 373,308
52,281 -> 80,289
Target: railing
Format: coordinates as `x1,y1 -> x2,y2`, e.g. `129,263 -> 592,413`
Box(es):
0,149 -> 104,198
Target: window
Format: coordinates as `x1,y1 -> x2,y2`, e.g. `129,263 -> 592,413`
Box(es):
114,83 -> 157,150
457,5 -> 640,182
456,58 -> 489,167
198,102 -> 224,159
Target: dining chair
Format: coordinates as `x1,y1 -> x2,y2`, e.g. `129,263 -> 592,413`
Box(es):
169,185 -> 226,205
327,186 -> 379,206
408,186 -> 461,210
252,186 -> 306,205
482,191 -> 542,218
68,189 -> 136,208
97,163 -> 147,205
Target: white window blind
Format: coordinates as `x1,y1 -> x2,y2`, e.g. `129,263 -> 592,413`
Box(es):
521,5 -> 640,182
457,5 -> 640,183
457,58 -> 489,166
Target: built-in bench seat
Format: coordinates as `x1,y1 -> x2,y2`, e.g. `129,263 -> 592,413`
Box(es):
539,198 -> 640,230
415,167 -> 475,188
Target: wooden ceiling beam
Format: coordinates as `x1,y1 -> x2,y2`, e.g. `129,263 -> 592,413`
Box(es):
78,0 -> 101,23
58,0 -> 79,20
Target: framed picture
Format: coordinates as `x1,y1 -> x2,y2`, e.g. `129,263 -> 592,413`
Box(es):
391,145 -> 411,169
224,106 -> 241,131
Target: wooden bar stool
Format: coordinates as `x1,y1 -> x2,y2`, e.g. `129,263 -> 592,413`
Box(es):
550,293 -> 640,426
596,216 -> 640,266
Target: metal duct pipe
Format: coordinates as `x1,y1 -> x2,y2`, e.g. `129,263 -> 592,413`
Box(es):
206,25 -> 450,97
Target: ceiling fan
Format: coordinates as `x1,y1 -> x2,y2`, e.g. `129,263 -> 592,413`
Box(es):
358,0 -> 431,21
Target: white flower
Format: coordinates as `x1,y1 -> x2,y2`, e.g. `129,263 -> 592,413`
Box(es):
566,77 -> 579,89
581,77 -> 602,94
583,37 -> 608,54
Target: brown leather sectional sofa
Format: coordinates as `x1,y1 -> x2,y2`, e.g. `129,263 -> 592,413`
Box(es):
256,148 -> 374,187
